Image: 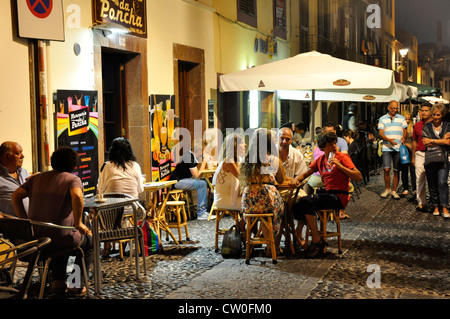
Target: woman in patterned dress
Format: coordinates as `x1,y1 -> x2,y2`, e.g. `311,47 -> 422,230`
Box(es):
240,128 -> 285,255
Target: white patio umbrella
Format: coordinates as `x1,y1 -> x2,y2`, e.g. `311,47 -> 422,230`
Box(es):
219,51 -> 409,142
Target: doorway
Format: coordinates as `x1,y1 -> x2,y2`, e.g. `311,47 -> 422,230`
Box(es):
101,50 -> 129,159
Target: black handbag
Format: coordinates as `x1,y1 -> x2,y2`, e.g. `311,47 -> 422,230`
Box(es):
425,145 -> 446,166
423,122 -> 448,166
221,225 -> 242,258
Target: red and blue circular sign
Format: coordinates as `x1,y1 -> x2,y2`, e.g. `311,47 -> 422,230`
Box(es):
26,0 -> 53,19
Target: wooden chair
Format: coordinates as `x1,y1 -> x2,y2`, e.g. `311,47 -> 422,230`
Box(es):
305,209 -> 342,254
164,200 -> 190,243
243,212 -> 277,265
211,205 -> 241,253
169,189 -> 193,220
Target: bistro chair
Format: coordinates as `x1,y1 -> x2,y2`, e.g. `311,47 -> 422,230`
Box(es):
243,211 -> 277,265
93,193 -> 147,276
0,236 -> 51,299
211,206 -> 241,253
164,200 -> 190,244
0,217 -> 90,299
169,189 -> 193,220
305,209 -> 343,255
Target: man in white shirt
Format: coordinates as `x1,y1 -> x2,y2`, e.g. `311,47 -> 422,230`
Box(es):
277,128 -> 308,182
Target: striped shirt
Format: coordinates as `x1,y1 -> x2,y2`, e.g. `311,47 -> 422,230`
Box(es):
378,113 -> 407,152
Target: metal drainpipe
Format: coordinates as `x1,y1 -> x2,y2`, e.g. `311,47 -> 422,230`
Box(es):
38,40 -> 51,171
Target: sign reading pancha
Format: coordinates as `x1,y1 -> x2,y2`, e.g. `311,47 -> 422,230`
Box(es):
93,0 -> 147,38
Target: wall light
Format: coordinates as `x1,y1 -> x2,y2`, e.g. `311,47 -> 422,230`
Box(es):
399,48 -> 409,58
92,22 -> 130,37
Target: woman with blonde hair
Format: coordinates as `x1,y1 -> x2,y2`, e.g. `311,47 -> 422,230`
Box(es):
212,132 -> 246,211
422,103 -> 450,218
400,110 -> 416,196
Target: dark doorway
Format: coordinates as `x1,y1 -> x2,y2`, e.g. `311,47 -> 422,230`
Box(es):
178,60 -> 199,131
102,50 -> 129,159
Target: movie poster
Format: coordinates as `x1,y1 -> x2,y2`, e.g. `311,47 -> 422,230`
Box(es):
56,90 -> 99,197
149,95 -> 177,181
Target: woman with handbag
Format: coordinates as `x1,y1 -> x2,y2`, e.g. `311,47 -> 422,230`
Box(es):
400,111 -> 416,196
422,103 -> 450,218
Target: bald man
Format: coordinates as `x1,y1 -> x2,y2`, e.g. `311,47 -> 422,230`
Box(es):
278,127 -> 308,183
0,141 -> 30,216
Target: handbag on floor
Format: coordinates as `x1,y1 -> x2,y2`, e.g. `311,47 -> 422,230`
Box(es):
221,225 -> 242,259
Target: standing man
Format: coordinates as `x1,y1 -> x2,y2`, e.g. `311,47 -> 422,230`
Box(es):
343,104 -> 358,131
0,141 -> 30,216
277,127 -> 308,182
411,103 -> 433,211
377,101 -> 408,199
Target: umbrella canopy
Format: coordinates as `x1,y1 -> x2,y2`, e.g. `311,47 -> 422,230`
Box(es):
277,82 -> 417,103
220,51 -> 395,93
403,81 -> 442,97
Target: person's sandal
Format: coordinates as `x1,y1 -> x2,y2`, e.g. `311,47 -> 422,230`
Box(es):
67,286 -> 87,297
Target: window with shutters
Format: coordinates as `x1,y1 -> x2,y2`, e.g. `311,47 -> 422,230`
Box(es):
237,0 -> 257,28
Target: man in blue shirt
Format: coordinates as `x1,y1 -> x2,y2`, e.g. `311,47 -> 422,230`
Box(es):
0,141 -> 30,216
377,101 -> 408,199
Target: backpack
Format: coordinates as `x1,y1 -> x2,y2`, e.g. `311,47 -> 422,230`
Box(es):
221,225 -> 242,258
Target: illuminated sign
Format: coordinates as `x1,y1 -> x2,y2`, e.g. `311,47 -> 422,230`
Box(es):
93,0 -> 147,38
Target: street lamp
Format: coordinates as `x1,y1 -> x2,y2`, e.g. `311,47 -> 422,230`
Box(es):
399,48 -> 409,58
395,48 -> 409,82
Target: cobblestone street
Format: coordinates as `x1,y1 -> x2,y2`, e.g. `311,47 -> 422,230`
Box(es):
12,174 -> 450,305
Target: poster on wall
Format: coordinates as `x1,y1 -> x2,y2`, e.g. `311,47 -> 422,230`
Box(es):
149,95 -> 177,181
55,90 -> 99,197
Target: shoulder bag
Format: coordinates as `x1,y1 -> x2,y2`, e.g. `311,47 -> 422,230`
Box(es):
423,122 -> 447,166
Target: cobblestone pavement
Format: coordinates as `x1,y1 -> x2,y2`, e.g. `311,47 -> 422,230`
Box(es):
12,174 -> 450,301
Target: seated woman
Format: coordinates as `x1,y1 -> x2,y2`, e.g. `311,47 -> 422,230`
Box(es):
212,133 -> 246,211
240,128 -> 285,256
12,147 -> 93,295
97,137 -> 144,199
97,137 -> 144,257
292,132 -> 362,258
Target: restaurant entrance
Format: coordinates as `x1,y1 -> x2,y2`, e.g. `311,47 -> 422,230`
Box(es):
101,49 -> 134,159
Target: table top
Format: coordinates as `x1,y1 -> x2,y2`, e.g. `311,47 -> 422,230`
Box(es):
143,180 -> 177,190
199,169 -> 216,176
84,196 -> 138,209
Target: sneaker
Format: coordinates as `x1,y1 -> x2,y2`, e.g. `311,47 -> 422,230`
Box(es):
443,212 -> 450,219
391,191 -> 400,199
433,210 -> 440,216
380,189 -> 391,198
197,213 -> 209,220
197,213 -> 216,220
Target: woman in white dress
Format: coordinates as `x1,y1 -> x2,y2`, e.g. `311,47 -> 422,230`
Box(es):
212,133 -> 246,211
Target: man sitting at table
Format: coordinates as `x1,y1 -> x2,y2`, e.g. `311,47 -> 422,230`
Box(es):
277,127 -> 308,182
170,138 -> 213,221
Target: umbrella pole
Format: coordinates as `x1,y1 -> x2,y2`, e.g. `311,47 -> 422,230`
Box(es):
311,89 -> 316,144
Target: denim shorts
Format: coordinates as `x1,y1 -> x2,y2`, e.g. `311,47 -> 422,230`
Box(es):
382,151 -> 400,171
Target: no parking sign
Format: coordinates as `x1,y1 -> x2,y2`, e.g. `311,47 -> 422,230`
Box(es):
17,0 -> 64,41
